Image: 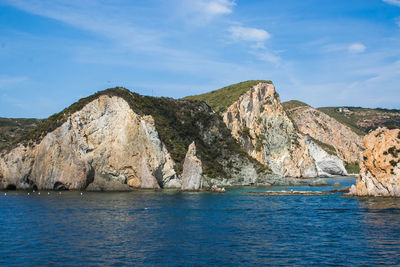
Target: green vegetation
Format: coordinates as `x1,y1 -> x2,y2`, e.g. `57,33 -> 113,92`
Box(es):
345,162 -> 360,174
239,126 -> 251,138
307,135 -> 337,156
0,118 -> 41,151
387,125 -> 399,130
318,107 -> 400,136
390,160 -> 398,168
7,87 -> 271,178
388,146 -> 400,158
282,100 -> 310,111
183,80 -> 272,114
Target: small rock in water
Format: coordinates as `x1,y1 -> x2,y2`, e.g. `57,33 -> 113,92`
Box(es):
38,192 -> 41,195
332,182 -> 341,187
210,185 -> 226,193
308,178 -> 328,186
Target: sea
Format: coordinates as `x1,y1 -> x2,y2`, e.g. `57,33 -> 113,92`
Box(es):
1,177 -> 400,266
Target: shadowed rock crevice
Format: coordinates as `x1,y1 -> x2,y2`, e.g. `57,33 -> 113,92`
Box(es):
6,184 -> 16,190
53,181 -> 68,191
85,165 -> 95,188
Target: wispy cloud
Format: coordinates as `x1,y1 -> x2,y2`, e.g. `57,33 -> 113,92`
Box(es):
229,26 -> 270,44
200,0 -> 235,16
177,0 -> 235,25
227,25 -> 279,63
4,0 -> 167,54
348,43 -> 366,53
396,17 -> 400,27
382,0 -> 400,7
0,76 -> 28,89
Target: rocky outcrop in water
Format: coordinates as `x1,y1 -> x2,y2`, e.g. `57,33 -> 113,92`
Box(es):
181,142 -> 203,191
222,82 -> 318,178
349,128 -> 400,197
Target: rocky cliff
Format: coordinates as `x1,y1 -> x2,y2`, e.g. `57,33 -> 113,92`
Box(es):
186,81 -> 353,178
349,128 -> 400,197
305,137 -> 347,177
221,83 -> 318,177
285,103 -> 363,167
0,88 -> 278,190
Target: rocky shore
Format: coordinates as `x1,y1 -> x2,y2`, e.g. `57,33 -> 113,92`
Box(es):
349,128 -> 400,197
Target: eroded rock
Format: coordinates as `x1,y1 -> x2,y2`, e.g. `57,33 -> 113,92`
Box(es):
349,128 -> 400,197
0,95 -> 176,190
222,82 -> 317,177
181,142 -> 203,191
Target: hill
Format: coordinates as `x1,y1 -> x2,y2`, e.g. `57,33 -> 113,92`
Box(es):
0,118 -> 41,151
1,87 -> 272,190
317,107 -> 400,135
183,80 -> 272,114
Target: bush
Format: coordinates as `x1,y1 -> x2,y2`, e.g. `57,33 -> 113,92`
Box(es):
345,162 -> 360,174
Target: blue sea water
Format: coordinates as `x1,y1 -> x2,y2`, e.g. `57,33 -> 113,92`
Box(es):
1,177 -> 400,266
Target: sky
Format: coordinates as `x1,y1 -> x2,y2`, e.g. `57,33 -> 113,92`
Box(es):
0,0 -> 400,118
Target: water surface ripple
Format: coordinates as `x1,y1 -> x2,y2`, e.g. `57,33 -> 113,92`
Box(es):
1,177 -> 400,266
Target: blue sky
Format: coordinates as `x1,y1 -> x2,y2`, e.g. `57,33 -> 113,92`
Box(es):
0,0 -> 400,118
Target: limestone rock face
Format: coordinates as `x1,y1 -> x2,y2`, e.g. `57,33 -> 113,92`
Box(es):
181,142 -> 203,191
222,82 -> 317,177
286,105 -> 362,164
0,95 -> 177,190
305,137 -> 348,177
349,128 -> 400,197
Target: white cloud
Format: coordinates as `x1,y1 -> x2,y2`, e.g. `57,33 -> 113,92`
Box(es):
348,43 -> 366,53
202,0 -> 235,15
228,26 -> 280,64
229,26 -> 271,43
178,0 -> 235,25
382,0 -> 400,7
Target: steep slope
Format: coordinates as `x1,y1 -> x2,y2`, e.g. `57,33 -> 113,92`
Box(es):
220,82 -> 318,177
318,107 -> 400,135
284,103 -> 363,172
0,88 -> 277,190
0,118 -> 41,151
186,82 -> 354,177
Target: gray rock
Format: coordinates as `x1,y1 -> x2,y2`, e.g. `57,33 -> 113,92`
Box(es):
86,177 -> 132,191
308,178 -> 328,186
181,142 -> 203,191
305,137 -> 348,177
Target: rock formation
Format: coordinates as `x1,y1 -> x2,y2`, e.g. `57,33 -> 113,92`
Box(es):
285,104 -> 362,165
305,137 -> 348,177
0,95 -> 177,191
0,88 -> 279,190
181,142 -> 203,191
349,128 -> 400,197
222,82 -> 318,177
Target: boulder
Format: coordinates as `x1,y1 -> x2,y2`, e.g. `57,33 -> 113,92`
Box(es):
308,178 -> 328,186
